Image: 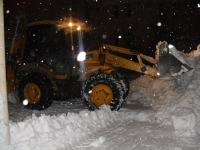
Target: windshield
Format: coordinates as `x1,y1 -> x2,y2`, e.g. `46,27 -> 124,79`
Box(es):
24,24 -> 72,74
23,24 -> 98,74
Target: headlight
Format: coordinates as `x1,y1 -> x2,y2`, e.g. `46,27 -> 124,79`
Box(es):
77,51 -> 86,62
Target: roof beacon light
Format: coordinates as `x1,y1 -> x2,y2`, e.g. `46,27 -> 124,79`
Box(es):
68,22 -> 73,27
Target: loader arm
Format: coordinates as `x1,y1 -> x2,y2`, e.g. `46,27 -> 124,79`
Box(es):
84,45 -> 159,78
103,45 -> 158,77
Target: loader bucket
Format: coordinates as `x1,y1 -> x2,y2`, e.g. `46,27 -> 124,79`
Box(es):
157,41 -> 192,78
157,42 -> 171,77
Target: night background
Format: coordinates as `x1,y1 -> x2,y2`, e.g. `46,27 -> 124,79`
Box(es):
2,1 -> 200,148
4,0 -> 200,53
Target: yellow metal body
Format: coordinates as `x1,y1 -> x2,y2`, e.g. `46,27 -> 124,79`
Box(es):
7,18 -> 160,99
90,84 -> 113,107
84,44 -> 158,78
24,83 -> 41,103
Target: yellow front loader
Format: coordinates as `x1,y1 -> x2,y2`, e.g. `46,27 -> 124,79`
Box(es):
6,17 -> 196,110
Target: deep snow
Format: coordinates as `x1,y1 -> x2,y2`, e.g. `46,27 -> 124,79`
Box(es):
129,47 -> 200,137
3,104 -> 200,150
1,46 -> 200,150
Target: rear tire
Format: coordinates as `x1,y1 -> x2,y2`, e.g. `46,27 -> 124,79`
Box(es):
18,73 -> 53,110
82,73 -> 124,111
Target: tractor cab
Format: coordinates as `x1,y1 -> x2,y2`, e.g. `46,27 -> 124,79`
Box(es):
11,18 -> 97,79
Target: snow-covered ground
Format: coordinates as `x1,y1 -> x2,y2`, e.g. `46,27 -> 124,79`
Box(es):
2,48 -> 200,150
4,103 -> 200,150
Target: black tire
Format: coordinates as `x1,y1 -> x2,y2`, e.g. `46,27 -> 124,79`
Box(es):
18,72 -> 53,110
119,77 -> 130,99
111,72 -> 130,99
82,73 -> 124,111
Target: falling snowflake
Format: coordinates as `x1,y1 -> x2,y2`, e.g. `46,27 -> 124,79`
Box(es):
128,26 -> 132,29
102,34 -> 107,39
157,22 -> 162,27
6,10 -> 10,14
198,3 -> 200,8
118,35 -> 122,39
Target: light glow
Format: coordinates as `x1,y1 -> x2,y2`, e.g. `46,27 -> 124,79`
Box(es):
77,51 -> 86,62
68,22 -> 73,27
23,99 -> 29,106
157,22 -> 162,27
118,35 -> 122,39
77,26 -> 81,31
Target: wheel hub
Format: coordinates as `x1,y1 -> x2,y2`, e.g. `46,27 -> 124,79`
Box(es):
24,83 -> 41,103
90,84 -> 113,107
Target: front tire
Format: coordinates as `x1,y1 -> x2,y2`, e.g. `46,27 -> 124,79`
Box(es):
18,73 -> 53,110
82,73 -> 124,110
119,77 -> 130,99
111,72 -> 130,100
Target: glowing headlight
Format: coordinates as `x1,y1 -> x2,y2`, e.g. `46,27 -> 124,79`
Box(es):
23,99 -> 29,106
77,51 -> 86,62
168,44 -> 174,49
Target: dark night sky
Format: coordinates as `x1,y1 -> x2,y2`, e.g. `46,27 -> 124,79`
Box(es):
4,0 -> 200,52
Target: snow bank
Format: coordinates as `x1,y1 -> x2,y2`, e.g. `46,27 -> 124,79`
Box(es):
7,106 -> 117,150
129,55 -> 200,137
5,105 -> 154,150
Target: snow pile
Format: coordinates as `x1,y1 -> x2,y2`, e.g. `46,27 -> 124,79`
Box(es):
129,75 -> 176,110
129,54 -> 200,137
8,106 -> 118,150
6,105 -> 154,150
